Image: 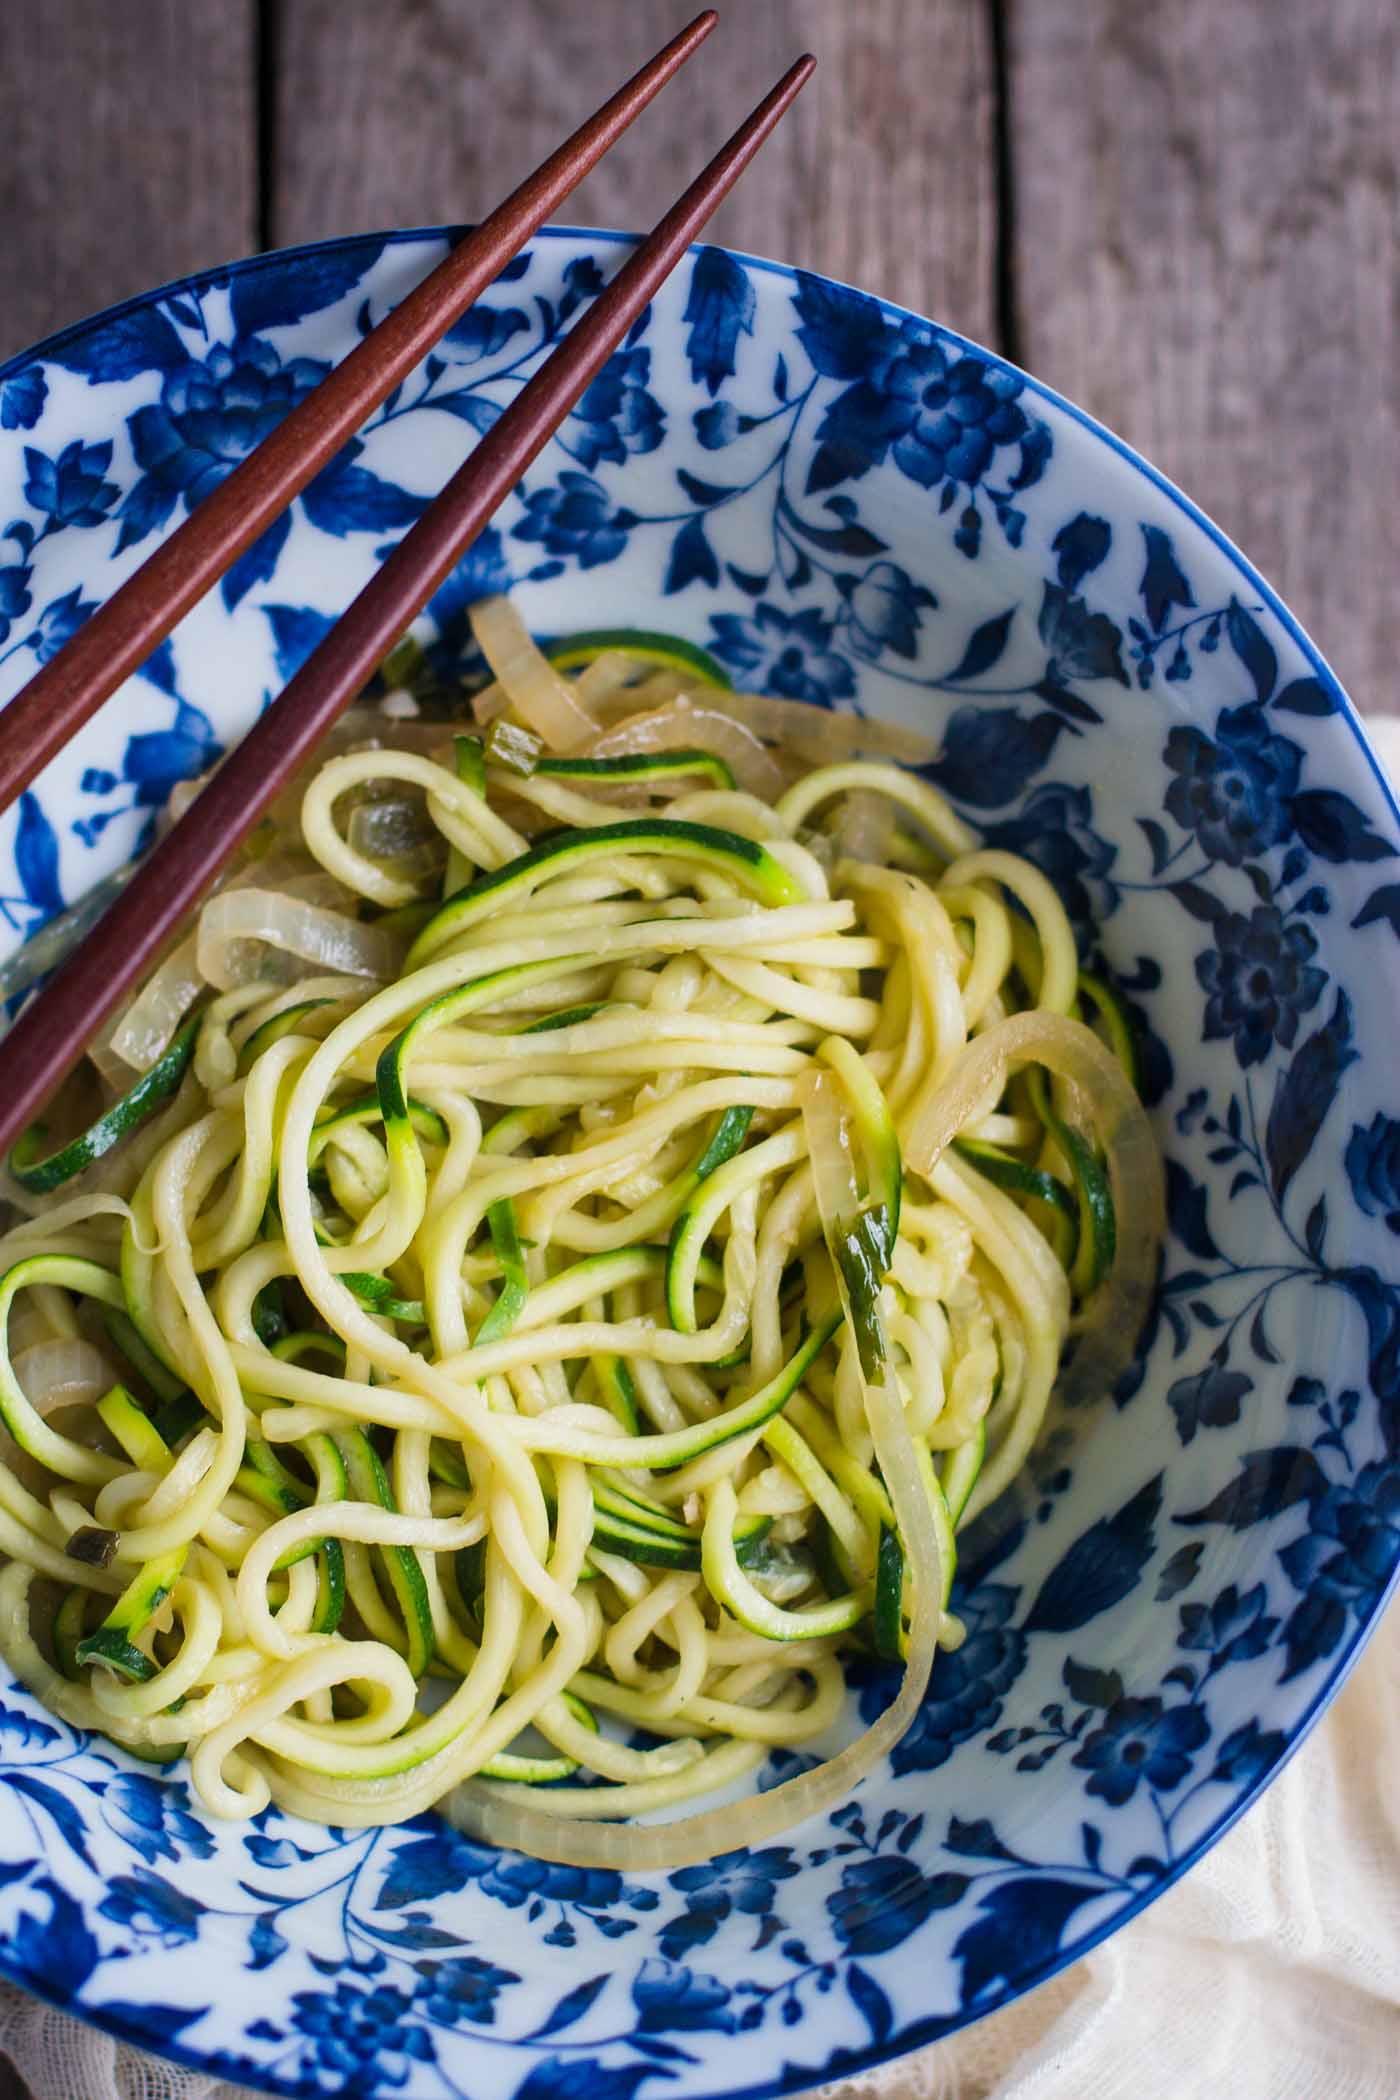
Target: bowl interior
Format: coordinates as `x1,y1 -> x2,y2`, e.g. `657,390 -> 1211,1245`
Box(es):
0,227 -> 1395,2100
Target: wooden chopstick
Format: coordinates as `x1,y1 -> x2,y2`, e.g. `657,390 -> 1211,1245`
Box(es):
0,9 -> 718,815
0,53 -> 816,1162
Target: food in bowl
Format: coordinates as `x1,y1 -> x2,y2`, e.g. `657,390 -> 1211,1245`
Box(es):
0,595 -> 1159,1866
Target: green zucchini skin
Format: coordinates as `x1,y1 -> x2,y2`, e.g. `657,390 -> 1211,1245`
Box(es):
406,818 -> 805,968
76,1546 -> 186,1682
9,1011 -> 201,1194
542,628 -> 732,690
532,750 -> 735,790
333,1430 -> 434,1678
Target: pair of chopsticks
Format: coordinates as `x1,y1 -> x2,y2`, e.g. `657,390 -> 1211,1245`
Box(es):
0,15 -> 814,1159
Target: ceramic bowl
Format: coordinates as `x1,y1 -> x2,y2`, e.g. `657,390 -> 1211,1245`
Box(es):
0,228 -> 1396,2099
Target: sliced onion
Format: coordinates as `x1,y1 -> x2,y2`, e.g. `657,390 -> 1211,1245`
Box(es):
588,700 -> 784,799
102,936 -> 203,1075
196,890 -> 400,991
905,1010 -> 1164,1419
470,597 -> 595,753
692,690 -> 937,766
13,1340 -> 114,1414
830,788 -> 895,864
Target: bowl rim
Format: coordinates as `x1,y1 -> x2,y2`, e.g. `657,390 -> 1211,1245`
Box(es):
0,221 -> 1396,2099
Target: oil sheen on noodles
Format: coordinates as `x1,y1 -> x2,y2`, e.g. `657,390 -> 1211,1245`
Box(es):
0,598 -> 1162,1868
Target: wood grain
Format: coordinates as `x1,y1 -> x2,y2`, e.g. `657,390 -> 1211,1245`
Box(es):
270,0 -> 998,343
1008,0 -> 1400,712
0,0 -> 257,363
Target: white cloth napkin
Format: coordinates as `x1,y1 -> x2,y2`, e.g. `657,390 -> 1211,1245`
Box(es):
4,727 -> 1399,2100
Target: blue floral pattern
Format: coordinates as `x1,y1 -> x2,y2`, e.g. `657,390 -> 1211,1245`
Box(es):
0,227 -> 1395,2100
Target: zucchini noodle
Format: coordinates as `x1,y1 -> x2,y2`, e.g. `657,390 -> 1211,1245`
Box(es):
0,597 -> 1160,1865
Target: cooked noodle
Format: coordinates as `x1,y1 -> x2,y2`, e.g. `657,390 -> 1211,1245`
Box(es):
0,599 -> 1161,1865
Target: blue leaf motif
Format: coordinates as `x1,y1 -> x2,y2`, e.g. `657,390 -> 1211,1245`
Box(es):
944,1816 -> 1020,1862
1352,884 -> 1400,940
1138,525 -> 1195,633
1264,990 -> 1357,1201
664,515 -> 719,595
14,792 -> 62,918
1164,1158 -> 1220,1259
432,391 -> 502,435
1038,583 -> 1128,685
927,707 -> 1065,808
302,448 -> 423,535
529,1974 -> 609,2040
955,1878 -> 1102,2006
230,241 -> 385,339
1168,1364 -> 1252,1445
1289,789 -> 1394,865
98,2001 -> 202,2042
1225,598 -> 1277,703
1023,1474 -> 1162,1634
441,304 -> 529,362
220,507 -> 291,612
47,306 -> 186,381
792,272 -> 890,379
11,1878 -> 100,1998
1052,514 -> 1111,592
632,1957 -> 734,2033
263,604 -> 336,683
683,248 -> 756,396
9,1773 -> 93,1866
515,2060 -> 656,2100
0,1701 -> 58,1750
846,1963 -> 893,2045
248,1910 -> 287,1972
1176,1446 -> 1327,1530
1274,676 -> 1337,717
947,607 -> 1015,682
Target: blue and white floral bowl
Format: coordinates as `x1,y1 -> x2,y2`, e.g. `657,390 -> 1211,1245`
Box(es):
0,228 -> 1396,2099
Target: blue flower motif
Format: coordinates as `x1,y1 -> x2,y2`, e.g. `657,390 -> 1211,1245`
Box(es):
807,321 -> 1031,498
1071,1694 -> 1210,1805
568,348 -> 664,471
512,471 -> 636,569
661,1847 -> 799,1957
1,368 -> 46,431
101,1774 -> 215,1866
1279,1458 -> 1400,1651
856,1582 -> 1026,1775
707,602 -> 856,706
844,560 -> 935,662
0,562 -> 33,644
293,1981 -> 432,2092
694,401 -> 741,451
982,782 -> 1119,935
1196,904 -> 1325,1066
23,439 -> 119,526
632,1957 -> 735,2034
412,1954 -> 518,2028
1345,1114 -> 1400,1233
1163,704 -> 1302,866
119,336 -> 329,547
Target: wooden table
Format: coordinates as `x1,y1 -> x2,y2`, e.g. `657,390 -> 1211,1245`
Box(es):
5,0 -> 1396,715
0,3 -> 1395,2093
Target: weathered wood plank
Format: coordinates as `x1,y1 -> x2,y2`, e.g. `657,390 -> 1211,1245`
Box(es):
0,1 -> 257,362
271,0 -> 998,343
1009,0 -> 1400,711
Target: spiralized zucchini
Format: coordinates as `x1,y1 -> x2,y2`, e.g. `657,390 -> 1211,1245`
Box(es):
0,597 -> 1161,1867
